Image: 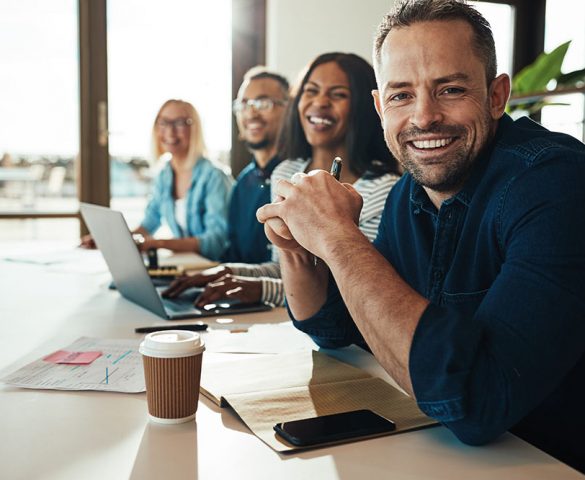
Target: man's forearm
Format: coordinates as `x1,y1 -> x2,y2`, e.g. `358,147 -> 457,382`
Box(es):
324,230 -> 429,396
279,249 -> 329,320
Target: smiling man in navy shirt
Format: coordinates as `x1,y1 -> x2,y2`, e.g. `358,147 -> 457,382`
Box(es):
223,67 -> 289,264
257,0 -> 585,472
164,67 -> 289,301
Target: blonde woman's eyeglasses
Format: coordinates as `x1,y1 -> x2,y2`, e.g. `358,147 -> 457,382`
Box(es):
156,117 -> 193,130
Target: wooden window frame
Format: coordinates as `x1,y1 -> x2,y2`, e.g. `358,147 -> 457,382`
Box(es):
230,0 -> 266,178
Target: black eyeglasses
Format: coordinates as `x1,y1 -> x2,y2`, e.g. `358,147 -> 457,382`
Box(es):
232,98 -> 287,114
156,117 -> 193,130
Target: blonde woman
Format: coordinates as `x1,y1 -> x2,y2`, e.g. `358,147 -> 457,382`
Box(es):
82,99 -> 231,260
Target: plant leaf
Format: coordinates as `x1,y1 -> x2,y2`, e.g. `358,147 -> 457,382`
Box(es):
557,68 -> 585,88
512,41 -> 571,94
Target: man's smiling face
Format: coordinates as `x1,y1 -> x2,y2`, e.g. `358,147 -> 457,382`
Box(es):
236,77 -> 287,151
373,20 -> 507,199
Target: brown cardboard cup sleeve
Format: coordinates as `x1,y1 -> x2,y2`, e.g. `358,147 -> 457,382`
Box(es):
139,330 -> 205,424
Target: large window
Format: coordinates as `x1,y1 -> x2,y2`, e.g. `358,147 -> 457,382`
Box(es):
472,0 -> 585,142
0,0 -> 232,241
540,0 -> 585,141
107,0 -> 232,228
0,0 -> 79,221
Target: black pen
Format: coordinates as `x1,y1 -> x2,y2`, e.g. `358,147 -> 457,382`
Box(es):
313,157 -> 343,267
134,323 -> 208,334
330,156 -> 343,180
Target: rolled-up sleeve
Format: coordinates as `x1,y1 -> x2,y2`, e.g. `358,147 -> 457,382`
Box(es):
196,168 -> 232,260
290,272 -> 365,349
410,159 -> 585,445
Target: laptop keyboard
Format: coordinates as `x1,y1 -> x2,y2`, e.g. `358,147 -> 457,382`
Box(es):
156,287 -> 203,311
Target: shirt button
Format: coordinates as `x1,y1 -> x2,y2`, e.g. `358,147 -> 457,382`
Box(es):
434,270 -> 443,280
413,208 -> 421,215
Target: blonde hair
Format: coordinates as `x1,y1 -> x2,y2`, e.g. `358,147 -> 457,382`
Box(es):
151,99 -> 207,165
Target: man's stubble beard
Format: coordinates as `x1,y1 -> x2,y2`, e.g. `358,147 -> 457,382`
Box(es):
393,112 -> 492,193
245,138 -> 270,151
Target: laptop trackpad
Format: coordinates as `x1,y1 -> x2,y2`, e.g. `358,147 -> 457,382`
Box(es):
157,286 -> 203,310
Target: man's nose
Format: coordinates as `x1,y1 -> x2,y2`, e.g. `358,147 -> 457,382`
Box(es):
243,105 -> 261,119
411,95 -> 443,130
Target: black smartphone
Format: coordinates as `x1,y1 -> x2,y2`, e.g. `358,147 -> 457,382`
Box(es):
273,409 -> 396,447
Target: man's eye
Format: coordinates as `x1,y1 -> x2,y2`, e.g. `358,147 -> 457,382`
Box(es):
442,87 -> 465,95
390,93 -> 409,102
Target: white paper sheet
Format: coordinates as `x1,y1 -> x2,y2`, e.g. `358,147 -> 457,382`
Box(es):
204,322 -> 316,354
1,337 -> 145,393
3,246 -> 109,274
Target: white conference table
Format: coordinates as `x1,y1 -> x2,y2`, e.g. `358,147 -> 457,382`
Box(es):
0,246 -> 582,480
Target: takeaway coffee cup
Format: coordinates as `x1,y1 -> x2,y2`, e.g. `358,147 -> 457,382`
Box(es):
139,330 -> 205,424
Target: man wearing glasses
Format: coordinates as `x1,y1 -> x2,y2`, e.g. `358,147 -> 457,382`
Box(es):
224,67 -> 289,263
163,67 -> 289,299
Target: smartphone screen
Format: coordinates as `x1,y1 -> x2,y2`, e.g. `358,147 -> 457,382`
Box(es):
273,409 -> 396,446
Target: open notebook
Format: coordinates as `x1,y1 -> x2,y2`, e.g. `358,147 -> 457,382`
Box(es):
200,350 -> 437,452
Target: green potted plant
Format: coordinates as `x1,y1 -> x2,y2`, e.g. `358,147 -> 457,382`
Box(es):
507,40 -> 585,117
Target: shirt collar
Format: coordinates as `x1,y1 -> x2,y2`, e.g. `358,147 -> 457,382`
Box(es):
453,115 -> 510,206
253,154 -> 281,180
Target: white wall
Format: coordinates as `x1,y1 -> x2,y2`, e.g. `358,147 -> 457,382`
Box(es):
266,0 -> 394,85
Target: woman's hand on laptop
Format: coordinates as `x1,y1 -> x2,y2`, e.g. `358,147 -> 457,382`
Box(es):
162,265 -> 233,298
79,234 -> 97,249
194,274 -> 261,307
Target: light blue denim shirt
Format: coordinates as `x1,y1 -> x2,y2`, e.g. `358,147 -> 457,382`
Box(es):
140,157 -> 232,260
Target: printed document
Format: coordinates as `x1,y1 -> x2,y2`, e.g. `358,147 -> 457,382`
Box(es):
1,337 -> 145,393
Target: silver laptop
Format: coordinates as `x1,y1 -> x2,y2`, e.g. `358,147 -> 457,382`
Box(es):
80,203 -> 272,320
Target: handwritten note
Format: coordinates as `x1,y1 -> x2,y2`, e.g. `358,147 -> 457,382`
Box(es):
43,350 -> 102,364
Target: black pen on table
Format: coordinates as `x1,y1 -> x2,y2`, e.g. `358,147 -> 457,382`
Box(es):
135,323 -> 208,334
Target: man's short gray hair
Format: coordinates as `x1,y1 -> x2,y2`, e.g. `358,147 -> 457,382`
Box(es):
373,0 -> 497,83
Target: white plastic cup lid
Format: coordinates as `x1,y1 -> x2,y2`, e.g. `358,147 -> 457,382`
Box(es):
139,330 -> 205,358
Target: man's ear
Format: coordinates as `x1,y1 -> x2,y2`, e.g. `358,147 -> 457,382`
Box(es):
489,73 -> 511,119
372,90 -> 384,123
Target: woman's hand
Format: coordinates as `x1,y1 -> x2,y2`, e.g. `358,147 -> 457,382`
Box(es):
79,234 -> 96,249
195,274 -> 262,307
162,265 -> 233,298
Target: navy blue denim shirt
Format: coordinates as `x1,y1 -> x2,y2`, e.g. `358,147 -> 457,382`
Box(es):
221,155 -> 281,263
292,115 -> 585,469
